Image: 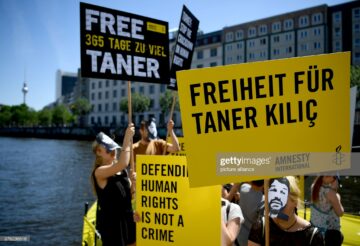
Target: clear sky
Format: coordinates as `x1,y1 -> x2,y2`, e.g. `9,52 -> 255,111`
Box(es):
0,0 -> 353,111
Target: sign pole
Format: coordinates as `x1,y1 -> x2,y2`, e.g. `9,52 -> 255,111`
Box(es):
264,179 -> 270,246
128,81 -> 136,200
162,92 -> 177,155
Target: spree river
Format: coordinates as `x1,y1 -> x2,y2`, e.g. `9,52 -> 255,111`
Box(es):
0,137 -> 96,245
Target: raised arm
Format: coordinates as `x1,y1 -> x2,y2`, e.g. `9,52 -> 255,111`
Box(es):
166,120 -> 180,153
95,124 -> 135,181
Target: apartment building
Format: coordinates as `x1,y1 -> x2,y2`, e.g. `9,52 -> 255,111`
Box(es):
223,5 -> 328,64
69,1 -> 359,128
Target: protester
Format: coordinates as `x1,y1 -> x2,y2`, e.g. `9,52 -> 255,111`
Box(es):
248,176 -> 324,246
222,183 -> 241,203
236,180 -> 264,246
310,175 -> 344,246
91,125 -> 136,246
222,196 -> 244,246
132,119 -> 180,164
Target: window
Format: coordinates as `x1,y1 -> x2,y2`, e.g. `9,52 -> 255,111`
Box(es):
98,104 -> 102,112
248,27 -> 256,37
300,43 -> 308,51
335,27 -> 341,37
105,116 -> 108,125
105,91 -> 109,99
98,92 -> 102,100
355,38 -> 360,48
353,8 -> 360,19
286,46 -> 292,54
259,25 -> 267,35
113,102 -> 117,111
248,40 -> 255,47
314,42 -> 321,49
285,33 -> 292,41
236,42 -> 243,49
113,80 -> 117,86
92,82 -> 95,89
210,48 -> 217,57
121,89 -> 126,97
273,36 -> 280,43
149,85 -> 155,94
312,13 -> 323,24
333,12 -> 341,23
354,23 -> 360,33
98,81 -> 102,89
139,86 -> 144,93
105,103 -> 109,112
272,22 -> 281,32
300,31 -> 308,39
226,32 -> 234,42
299,16 -> 309,27
260,38 -> 266,45
113,90 -> 117,98
112,116 -> 116,125
197,50 -> 203,59
334,41 -> 341,51
160,84 -> 166,92
197,64 -> 204,68
273,49 -> 280,56
314,28 -> 321,36
226,44 -> 233,52
284,19 -> 293,30
106,80 -> 109,87
210,62 -> 217,67
236,30 -> 243,40
91,93 -> 95,100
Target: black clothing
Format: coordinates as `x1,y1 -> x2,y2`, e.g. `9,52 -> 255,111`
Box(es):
94,170 -> 135,246
248,216 -> 324,246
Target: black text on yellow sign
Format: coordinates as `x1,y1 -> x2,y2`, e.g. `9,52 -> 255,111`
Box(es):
177,52 -> 350,187
136,155 -> 221,245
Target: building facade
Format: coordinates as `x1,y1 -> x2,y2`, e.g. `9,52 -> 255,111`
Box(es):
62,1 -> 359,128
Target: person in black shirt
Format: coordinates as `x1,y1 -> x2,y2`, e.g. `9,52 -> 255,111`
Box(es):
91,124 -> 136,246
248,176 -> 324,246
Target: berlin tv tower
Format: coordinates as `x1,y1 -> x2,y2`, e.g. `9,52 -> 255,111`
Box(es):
22,69 -> 28,105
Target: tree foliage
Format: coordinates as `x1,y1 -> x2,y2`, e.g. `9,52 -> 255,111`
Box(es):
52,104 -> 74,126
351,65 -> 360,88
159,90 -> 179,115
120,92 -> 150,114
70,97 -> 91,116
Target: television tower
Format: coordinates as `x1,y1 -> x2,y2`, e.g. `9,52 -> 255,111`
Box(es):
22,69 -> 28,105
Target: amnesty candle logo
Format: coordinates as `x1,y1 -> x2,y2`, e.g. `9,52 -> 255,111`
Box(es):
333,145 -> 345,166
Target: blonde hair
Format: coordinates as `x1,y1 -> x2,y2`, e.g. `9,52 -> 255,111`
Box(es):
286,176 -> 302,208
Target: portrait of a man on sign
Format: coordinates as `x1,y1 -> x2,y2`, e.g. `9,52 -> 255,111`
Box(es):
268,178 -> 290,220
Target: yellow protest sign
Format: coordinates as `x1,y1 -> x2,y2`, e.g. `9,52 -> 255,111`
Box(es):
168,137 -> 186,156
136,155 -> 221,245
177,52 -> 351,187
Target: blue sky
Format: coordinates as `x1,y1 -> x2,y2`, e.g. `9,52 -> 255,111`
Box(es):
0,0 -> 352,111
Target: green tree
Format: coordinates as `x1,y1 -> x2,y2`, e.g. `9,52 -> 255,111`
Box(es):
10,104 -> 37,126
0,105 -> 12,126
38,108 -> 53,126
160,90 -> 179,116
120,92 -> 151,115
52,104 -> 74,126
70,98 -> 91,126
351,65 -> 360,88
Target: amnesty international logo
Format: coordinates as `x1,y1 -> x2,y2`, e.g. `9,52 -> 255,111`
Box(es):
333,145 -> 345,166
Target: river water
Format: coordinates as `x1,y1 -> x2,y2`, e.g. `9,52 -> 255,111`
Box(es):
0,137 -> 96,245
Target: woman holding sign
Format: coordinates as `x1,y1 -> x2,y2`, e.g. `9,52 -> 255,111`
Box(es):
248,176 -> 324,246
91,125 -> 136,246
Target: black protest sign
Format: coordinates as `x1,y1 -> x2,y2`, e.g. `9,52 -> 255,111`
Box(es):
80,2 -> 170,83
168,5 -> 199,90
